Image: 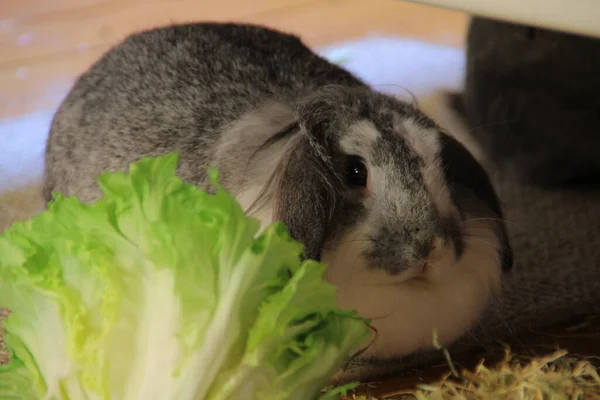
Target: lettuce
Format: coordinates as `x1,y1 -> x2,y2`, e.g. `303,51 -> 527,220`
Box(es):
0,154 -> 370,400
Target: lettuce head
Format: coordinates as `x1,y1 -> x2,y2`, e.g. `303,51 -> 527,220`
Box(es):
0,153 -> 370,400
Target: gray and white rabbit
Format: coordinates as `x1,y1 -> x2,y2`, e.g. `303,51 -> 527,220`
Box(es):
43,22 -> 513,360
451,16 -> 600,187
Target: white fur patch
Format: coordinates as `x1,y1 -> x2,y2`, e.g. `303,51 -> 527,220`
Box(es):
398,115 -> 457,219
322,219 -> 502,358
339,120 -> 381,157
400,118 -> 439,160
235,186 -> 275,234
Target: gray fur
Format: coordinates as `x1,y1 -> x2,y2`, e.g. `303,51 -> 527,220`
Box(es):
43,22 -> 512,275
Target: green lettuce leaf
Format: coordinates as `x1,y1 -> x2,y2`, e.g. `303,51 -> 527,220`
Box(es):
0,153 -> 370,400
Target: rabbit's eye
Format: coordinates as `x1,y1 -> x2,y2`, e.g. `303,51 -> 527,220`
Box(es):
345,155 -> 368,187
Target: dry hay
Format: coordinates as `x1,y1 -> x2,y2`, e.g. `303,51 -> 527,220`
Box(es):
346,348 -> 600,400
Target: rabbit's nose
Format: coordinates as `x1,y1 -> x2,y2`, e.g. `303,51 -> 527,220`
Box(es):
412,235 -> 435,262
412,218 -> 464,264
422,236 -> 447,262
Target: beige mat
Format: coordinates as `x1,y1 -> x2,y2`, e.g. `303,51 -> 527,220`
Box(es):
0,183 -> 45,234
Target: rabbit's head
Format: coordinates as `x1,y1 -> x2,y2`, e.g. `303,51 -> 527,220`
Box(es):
218,84 -> 513,359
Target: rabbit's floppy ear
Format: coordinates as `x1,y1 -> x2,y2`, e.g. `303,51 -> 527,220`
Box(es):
251,89 -> 348,261
438,132 -> 514,272
220,99 -> 338,262
271,134 -> 338,261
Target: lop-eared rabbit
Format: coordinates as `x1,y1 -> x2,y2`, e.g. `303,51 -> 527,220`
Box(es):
43,23 -> 513,359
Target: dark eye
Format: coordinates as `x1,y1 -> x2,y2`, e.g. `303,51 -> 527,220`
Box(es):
345,155 -> 368,187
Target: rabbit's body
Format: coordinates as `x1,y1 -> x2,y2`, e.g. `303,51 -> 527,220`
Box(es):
44,23 -> 513,360
44,23 -> 363,203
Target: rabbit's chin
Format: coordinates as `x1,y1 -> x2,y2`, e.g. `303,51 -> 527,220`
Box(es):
321,219 -> 502,360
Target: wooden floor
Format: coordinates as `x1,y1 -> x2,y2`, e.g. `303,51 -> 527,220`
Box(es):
0,0 -> 468,123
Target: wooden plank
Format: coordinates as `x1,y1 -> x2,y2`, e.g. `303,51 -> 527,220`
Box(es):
0,0 -> 468,120
407,0 -> 600,38
0,0 -> 112,20
0,0 -> 315,66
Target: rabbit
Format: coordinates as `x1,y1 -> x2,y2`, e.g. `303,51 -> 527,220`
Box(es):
451,16 -> 600,187
42,22 -> 513,360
